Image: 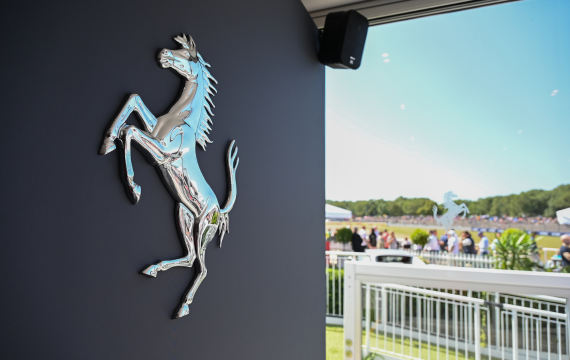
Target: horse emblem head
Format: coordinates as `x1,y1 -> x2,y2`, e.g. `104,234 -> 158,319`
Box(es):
99,34 -> 238,319
158,34 -> 199,78
442,191 -> 458,208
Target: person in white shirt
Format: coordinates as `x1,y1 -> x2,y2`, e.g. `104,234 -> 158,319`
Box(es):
402,237 -> 412,250
447,230 -> 460,255
424,230 -> 440,252
477,231 -> 489,255
490,232 -> 501,253
359,226 -> 371,249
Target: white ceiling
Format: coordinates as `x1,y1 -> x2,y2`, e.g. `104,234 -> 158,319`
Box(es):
301,0 -> 363,12
300,0 -> 521,28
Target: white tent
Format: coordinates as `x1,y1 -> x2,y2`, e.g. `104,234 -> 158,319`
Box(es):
326,204 -> 352,219
557,207 -> 570,225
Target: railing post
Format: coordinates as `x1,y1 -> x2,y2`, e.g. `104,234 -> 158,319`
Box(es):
468,290 -> 473,345
364,283 -> 371,357
381,286 -> 387,352
474,303 -> 481,360
344,261 -> 362,360
326,262 -> 329,315
511,310 -> 518,360
339,258 -> 343,316
495,292 -> 500,350
333,257 -> 337,315
566,297 -> 570,360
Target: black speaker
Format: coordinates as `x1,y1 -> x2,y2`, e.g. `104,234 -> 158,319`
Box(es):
318,10 -> 369,69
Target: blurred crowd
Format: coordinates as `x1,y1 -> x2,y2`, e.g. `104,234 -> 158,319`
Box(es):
326,227 -> 570,270
353,215 -> 561,225
326,226 -> 544,256
333,226 -> 498,255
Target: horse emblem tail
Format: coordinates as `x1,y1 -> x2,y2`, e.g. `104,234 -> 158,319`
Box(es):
218,140 -> 239,247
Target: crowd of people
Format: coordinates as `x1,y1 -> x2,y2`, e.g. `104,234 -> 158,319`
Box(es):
352,215 -> 564,227
345,226 -> 399,252
326,226 -> 570,270
466,214 -> 560,225
336,226 -> 492,255
420,229 -> 483,255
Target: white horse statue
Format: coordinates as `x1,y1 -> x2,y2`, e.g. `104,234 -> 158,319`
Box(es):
432,191 -> 469,230
99,34 -> 238,319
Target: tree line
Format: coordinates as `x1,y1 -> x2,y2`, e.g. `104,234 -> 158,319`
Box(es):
327,184 -> 570,218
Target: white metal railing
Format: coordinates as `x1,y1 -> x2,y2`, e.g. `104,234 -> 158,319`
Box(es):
497,293 -> 566,314
406,250 -> 495,268
326,251 -> 566,318
327,251 -> 371,317
362,284 -> 567,360
343,262 -> 570,360
329,241 -> 353,251
327,250 -> 496,270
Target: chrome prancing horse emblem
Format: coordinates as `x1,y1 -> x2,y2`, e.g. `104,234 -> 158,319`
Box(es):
433,191 -> 469,230
99,34 -> 239,319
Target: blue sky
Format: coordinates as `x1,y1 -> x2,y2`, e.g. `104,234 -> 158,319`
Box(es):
326,0 -> 570,202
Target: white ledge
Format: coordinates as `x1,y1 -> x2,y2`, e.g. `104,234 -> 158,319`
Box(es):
346,261 -> 570,298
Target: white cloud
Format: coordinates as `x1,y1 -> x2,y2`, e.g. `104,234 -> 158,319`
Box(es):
400,104 -> 405,110
382,53 -> 389,57
551,90 -> 558,96
384,59 -> 390,63
410,136 -> 415,141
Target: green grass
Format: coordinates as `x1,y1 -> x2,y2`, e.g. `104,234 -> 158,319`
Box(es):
327,325 -> 500,360
364,328 -> 477,360
327,325 -> 345,360
535,235 -> 562,250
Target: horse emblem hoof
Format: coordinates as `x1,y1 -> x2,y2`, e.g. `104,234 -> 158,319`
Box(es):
141,264 -> 159,277
99,137 -> 116,155
174,304 -> 190,319
128,183 -> 142,205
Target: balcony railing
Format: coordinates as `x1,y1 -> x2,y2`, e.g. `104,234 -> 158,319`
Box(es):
406,250 -> 495,268
342,262 -> 570,360
326,251 -> 567,319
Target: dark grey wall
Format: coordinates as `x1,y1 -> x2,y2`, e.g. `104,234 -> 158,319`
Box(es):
0,0 -> 324,358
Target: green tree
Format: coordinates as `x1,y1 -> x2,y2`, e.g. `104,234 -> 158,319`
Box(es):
411,229 -> 430,247
375,199 -> 391,216
387,202 -> 403,216
335,228 -> 352,244
326,184 -> 570,218
544,185 -> 570,217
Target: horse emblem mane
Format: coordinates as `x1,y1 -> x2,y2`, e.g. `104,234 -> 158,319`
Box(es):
173,34 -> 218,150
99,34 -> 239,319
442,191 -> 457,206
